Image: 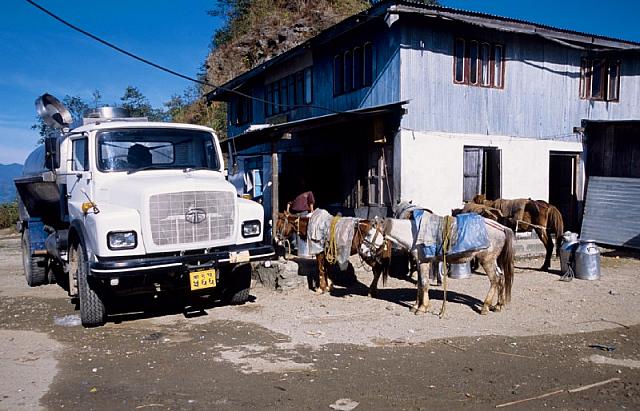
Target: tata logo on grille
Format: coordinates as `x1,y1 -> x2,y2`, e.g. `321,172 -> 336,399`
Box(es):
185,208 -> 207,224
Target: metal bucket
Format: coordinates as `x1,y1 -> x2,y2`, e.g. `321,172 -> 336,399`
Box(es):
295,233 -> 312,258
559,231 -> 580,275
449,261 -> 472,279
574,240 -> 601,280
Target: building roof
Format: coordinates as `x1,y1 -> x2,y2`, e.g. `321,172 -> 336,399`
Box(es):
224,101 -> 408,152
208,0 -> 640,102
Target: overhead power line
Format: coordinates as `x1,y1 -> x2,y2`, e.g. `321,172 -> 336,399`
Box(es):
25,0 -> 350,115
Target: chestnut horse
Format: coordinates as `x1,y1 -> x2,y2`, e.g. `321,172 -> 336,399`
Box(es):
472,195 -> 564,271
274,213 -> 392,297
360,215 -> 515,315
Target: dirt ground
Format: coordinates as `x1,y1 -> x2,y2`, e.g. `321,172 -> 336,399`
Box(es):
1,229 -> 639,410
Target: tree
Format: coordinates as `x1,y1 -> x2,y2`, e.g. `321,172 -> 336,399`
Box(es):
120,86 -> 167,121
91,89 -> 102,108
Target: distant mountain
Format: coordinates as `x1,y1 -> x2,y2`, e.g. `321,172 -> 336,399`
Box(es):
0,163 -> 23,203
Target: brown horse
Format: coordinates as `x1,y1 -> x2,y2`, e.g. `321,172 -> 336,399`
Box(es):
452,202 -> 507,223
274,212 -> 392,297
472,195 -> 564,271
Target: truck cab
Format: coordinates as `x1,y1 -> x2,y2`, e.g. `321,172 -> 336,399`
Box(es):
15,95 -> 274,327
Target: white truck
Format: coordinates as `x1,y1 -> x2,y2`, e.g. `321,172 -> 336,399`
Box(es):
15,94 -> 273,327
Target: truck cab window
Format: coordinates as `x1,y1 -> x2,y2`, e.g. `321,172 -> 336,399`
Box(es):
72,138 -> 88,171
97,129 -> 219,172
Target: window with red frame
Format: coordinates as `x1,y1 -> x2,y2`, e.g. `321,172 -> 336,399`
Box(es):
453,38 -> 504,89
580,58 -> 620,101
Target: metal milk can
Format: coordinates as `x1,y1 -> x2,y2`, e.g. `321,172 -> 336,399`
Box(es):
449,261 -> 472,279
574,239 -> 601,280
295,233 -> 312,258
559,231 -> 580,274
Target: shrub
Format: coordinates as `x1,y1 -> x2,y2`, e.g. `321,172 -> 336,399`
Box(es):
0,202 -> 19,230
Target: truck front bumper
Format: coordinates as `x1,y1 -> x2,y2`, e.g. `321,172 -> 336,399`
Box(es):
89,244 -> 274,278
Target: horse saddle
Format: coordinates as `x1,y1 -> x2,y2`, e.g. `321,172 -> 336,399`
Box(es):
415,212 -> 490,260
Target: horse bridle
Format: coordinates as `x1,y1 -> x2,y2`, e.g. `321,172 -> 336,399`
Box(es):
275,212 -> 302,242
357,218 -> 387,261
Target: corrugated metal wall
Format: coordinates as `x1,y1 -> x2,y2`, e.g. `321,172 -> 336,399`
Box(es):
581,176 -> 640,249
399,21 -> 640,138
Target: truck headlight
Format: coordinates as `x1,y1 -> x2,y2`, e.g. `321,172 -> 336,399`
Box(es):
241,220 -> 261,238
107,231 -> 137,250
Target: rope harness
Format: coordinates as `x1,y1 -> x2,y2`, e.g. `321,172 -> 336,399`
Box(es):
324,216 -> 341,265
438,215 -> 455,318
515,219 -> 547,232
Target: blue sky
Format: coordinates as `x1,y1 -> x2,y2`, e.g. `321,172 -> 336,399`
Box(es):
1,0 -> 638,164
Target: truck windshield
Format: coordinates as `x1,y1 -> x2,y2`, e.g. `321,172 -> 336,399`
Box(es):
97,129 -> 220,172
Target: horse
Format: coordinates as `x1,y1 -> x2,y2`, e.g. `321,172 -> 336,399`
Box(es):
274,212 -> 392,297
392,201 -> 435,280
452,202 -> 506,223
472,195 -> 564,271
359,214 -> 515,315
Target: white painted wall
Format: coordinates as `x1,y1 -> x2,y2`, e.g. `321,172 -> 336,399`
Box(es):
394,129 -> 584,215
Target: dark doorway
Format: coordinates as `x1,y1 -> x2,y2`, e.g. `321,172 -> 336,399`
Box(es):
280,152 -> 347,213
463,146 -> 501,202
549,152 -> 580,231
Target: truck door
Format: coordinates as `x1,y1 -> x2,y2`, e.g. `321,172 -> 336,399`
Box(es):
66,136 -> 93,220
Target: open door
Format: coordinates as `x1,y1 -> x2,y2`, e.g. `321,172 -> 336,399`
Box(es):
463,146 -> 501,202
549,152 -> 580,231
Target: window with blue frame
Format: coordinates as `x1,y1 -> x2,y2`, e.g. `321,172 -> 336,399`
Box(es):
333,41 -> 375,96
264,67 -> 313,117
231,95 -> 253,125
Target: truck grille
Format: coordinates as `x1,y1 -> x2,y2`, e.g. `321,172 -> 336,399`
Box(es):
149,191 -> 235,246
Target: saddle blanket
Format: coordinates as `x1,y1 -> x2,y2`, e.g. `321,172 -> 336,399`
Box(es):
414,211 -> 490,260
307,208 -> 333,255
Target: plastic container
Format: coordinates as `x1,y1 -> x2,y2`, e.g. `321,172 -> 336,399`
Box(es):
574,239 -> 601,280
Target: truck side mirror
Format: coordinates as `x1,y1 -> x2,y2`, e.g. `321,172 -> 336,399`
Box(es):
44,136 -> 60,170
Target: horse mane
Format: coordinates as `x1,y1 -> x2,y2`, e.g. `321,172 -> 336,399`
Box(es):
456,202 -> 505,221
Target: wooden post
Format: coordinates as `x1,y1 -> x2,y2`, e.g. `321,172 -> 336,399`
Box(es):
271,148 -> 279,240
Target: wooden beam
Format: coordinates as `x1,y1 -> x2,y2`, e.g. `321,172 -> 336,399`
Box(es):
271,148 -> 279,239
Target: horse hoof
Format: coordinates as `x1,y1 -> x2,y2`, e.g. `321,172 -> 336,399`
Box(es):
410,305 -> 419,313
491,305 -> 502,313
413,305 -> 428,315
480,307 -> 489,315
540,265 -> 550,271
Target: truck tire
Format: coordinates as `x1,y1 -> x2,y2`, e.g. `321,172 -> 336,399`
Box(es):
21,229 -> 47,287
70,242 -> 106,327
222,264 -> 251,305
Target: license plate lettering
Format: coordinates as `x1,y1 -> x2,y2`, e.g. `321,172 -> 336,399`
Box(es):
189,269 -> 217,291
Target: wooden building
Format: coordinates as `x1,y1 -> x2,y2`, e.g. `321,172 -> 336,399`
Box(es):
207,0 -> 640,236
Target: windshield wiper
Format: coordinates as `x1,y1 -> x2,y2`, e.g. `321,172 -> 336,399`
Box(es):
127,165 -> 172,175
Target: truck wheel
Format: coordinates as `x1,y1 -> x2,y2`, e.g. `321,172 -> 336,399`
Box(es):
70,243 -> 106,327
21,229 -> 47,287
222,264 -> 251,305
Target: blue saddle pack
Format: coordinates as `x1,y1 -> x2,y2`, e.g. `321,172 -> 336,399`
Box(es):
414,212 -> 490,260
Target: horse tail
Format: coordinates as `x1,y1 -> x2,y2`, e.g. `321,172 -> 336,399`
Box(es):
498,227 -> 515,304
547,205 -> 565,258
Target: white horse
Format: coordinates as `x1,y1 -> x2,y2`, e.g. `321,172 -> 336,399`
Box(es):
360,216 -> 515,315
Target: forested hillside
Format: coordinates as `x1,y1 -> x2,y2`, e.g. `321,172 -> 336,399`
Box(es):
177,0 -> 371,139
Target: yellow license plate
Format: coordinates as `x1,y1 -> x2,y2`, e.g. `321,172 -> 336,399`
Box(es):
189,269 -> 217,291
